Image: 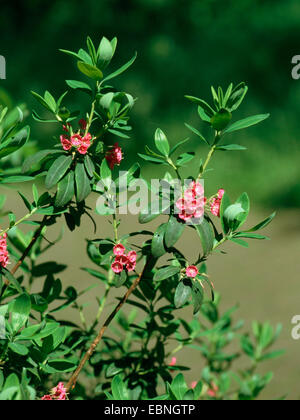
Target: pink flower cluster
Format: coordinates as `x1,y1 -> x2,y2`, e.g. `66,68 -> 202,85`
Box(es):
111,244 -> 137,274
60,119 -> 92,155
210,189 -> 225,217
41,382 -> 67,401
0,232 -> 9,268
106,143 -> 123,170
176,181 -> 205,222
185,265 -> 199,279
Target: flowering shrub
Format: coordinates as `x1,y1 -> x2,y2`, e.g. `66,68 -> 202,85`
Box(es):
0,36 -> 283,401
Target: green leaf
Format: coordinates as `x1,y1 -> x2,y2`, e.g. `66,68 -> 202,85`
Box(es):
216,144 -> 247,151
45,155 -> 72,189
1,176 -> 33,184
191,281 -> 204,314
138,154 -> 165,164
235,192 -> 250,228
154,128 -> 170,157
84,154 -> 95,178
151,223 -> 168,258
184,123 -> 208,144
31,91 -> 53,112
176,152 -> 195,167
169,138 -> 190,155
247,212 -> 276,232
77,61 -> 103,80
210,109 -> 232,131
227,83 -> 248,111
154,266 -> 180,282
165,216 -> 185,248
220,192 -> 231,234
8,343 -> 29,356
98,36 -> 114,69
230,238 -> 249,248
185,96 -> 215,117
223,203 -> 245,232
224,114 -> 270,134
170,374 -> 188,400
0,126 -> 30,159
111,375 -> 129,400
174,281 -> 192,308
55,171 -> 75,207
44,91 -> 56,113
103,52 -> 137,83
2,268 -> 22,293
46,359 -> 77,373
66,80 -> 92,92
100,158 -> 112,188
194,219 -> 214,257
22,149 -> 61,173
11,294 -> 31,332
75,163 -> 91,202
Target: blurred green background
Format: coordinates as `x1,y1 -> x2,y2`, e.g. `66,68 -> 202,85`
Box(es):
1,0 -> 300,399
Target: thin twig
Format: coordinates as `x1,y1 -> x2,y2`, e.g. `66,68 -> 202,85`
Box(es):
66,263 -> 150,392
3,216 -> 48,287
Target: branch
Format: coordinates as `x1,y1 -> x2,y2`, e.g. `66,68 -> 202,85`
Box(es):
3,216 -> 48,287
66,262 -> 150,392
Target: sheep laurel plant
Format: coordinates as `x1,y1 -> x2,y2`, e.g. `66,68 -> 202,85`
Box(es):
0,36 -> 283,401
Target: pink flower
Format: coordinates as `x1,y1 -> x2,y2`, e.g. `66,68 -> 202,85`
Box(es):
79,119 -> 87,130
186,266 -> 198,279
113,244 -> 126,256
190,381 -> 198,389
111,261 -> 123,274
176,181 -> 205,222
169,357 -> 177,367
127,251 -> 137,263
60,135 -> 72,151
41,395 -> 53,400
106,143 -> 123,170
116,255 -> 129,265
77,144 -> 89,155
126,261 -> 136,272
70,134 -> 82,147
210,189 -> 225,218
0,232 -> 9,268
41,382 -> 67,401
207,383 -> 218,398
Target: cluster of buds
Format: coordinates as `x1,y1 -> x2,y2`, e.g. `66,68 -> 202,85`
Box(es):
41,382 -> 67,401
60,119 -> 93,155
111,244 -> 137,274
209,189 -> 225,217
0,232 -> 9,268
105,143 -> 123,170
176,181 -> 205,222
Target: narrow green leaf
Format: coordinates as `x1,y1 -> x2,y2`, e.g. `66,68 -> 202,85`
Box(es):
165,216 -> 185,248
154,128 -> 170,157
75,163 -> 91,202
224,114 -> 270,134
45,155 -> 72,189
55,171 -> 75,207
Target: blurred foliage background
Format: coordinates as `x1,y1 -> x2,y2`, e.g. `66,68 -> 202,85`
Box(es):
1,0 -> 300,207
1,0 -> 300,400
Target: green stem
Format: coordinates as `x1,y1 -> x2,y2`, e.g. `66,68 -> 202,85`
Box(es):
0,207 -> 39,236
112,214 -> 118,242
85,100 -> 96,136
